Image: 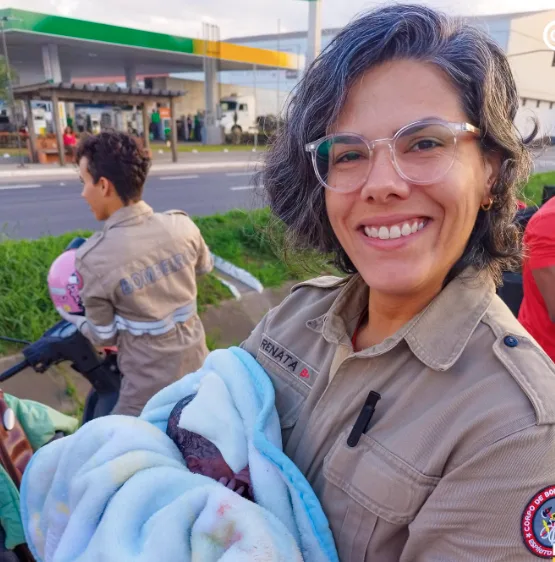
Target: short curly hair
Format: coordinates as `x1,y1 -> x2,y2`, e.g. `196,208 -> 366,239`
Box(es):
76,130 -> 151,205
166,394 -> 222,460
260,3 -> 538,286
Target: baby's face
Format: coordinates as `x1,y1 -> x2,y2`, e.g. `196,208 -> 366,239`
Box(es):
187,454 -> 252,499
187,453 -> 235,482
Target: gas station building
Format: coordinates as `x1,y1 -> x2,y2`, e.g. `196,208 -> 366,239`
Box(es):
1,7 -> 301,164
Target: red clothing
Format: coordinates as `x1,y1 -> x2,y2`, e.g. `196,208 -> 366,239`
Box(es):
518,197 -> 555,361
63,133 -> 76,147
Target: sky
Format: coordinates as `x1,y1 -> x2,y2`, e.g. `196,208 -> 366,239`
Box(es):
4,0 -> 555,39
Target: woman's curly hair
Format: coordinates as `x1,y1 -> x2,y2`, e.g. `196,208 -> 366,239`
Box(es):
259,3 -> 537,286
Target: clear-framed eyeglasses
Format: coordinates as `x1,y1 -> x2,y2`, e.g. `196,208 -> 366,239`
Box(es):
304,119 -> 481,192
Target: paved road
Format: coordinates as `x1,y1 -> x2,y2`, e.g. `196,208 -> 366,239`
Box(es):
0,168 -> 266,239
1,147 -> 554,240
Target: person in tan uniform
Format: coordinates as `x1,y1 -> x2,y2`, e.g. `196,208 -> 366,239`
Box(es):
241,5 -> 555,561
58,131 -> 213,416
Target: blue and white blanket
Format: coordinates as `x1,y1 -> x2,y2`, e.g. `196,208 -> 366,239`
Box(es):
20,347 -> 338,562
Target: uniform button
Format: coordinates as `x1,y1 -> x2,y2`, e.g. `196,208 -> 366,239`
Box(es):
504,335 -> 519,348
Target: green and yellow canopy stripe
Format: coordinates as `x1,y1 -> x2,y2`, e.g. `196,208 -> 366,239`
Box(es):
1,8 -> 300,70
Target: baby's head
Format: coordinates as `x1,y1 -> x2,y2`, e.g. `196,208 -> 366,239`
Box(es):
166,394 -> 235,482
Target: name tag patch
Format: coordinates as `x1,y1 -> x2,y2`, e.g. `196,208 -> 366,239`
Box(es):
259,335 -> 318,386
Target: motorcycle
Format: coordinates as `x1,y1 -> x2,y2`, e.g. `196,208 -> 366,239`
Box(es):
0,320 -> 121,423
0,238 -> 122,561
0,237 -> 122,424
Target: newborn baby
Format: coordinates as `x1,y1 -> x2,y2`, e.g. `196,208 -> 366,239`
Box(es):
167,394 -> 253,500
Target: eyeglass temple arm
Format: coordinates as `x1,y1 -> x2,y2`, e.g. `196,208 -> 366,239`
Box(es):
453,123 -> 481,135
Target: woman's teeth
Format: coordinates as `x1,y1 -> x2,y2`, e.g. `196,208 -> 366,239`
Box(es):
363,220 -> 426,240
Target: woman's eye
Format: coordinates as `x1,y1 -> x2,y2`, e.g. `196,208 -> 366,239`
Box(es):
409,138 -> 442,152
335,151 -> 364,163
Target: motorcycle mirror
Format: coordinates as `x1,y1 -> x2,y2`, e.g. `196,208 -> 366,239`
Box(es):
64,237 -> 87,251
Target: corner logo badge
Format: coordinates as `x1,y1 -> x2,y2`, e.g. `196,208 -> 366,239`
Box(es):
544,21 -> 555,51
522,485 -> 555,558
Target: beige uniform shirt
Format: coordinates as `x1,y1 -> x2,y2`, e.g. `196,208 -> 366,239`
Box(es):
76,201 -> 213,416
241,269 -> 555,561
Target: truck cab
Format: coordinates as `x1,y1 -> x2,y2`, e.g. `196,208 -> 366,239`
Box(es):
219,95 -> 256,136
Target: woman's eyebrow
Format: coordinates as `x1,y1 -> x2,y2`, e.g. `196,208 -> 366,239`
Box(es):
330,116 -> 444,138
393,116 -> 442,136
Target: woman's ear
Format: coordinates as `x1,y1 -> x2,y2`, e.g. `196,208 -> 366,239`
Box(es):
483,151 -> 502,199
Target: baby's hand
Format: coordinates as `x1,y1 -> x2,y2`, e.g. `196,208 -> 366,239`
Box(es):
218,477 -> 246,496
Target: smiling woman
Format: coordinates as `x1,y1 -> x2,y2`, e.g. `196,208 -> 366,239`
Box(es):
242,3 -> 555,561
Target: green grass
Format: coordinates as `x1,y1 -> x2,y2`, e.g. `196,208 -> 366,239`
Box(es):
0,208 -> 333,355
152,143 -> 267,153
63,376 -> 85,420
520,171 -> 555,206
205,331 -> 221,352
195,208 -> 337,287
0,231 -> 92,353
0,144 -> 265,159
197,274 -> 234,312
5,166 -> 549,357
0,147 -> 28,157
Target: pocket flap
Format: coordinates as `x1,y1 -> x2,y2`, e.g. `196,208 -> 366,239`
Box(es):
324,428 -> 439,525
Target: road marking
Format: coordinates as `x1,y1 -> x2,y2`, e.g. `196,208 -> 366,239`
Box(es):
159,175 -> 200,181
230,185 -> 256,191
0,184 -> 41,191
226,172 -> 253,177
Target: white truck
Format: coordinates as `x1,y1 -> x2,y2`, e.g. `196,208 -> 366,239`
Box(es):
218,91 -> 284,137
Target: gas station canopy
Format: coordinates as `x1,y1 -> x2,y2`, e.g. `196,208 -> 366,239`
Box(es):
2,7 -> 301,84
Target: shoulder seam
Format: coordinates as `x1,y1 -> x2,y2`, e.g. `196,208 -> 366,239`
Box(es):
448,416 -> 539,471
76,233 -> 104,262
481,308 -> 555,425
492,335 -> 555,425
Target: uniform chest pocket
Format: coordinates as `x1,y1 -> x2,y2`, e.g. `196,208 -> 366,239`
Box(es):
322,429 -> 439,561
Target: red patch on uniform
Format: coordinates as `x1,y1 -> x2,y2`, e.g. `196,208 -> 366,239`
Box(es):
522,485 -> 555,558
300,368 -> 310,379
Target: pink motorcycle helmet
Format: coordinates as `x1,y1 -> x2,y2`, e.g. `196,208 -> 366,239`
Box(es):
47,249 -> 84,314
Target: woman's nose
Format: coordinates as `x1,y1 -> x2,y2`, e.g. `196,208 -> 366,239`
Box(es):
359,144 -> 411,204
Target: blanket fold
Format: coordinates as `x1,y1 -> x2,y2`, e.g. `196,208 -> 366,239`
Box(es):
20,347 -> 338,562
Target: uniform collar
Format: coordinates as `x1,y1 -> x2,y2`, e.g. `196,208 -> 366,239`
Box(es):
104,201 -> 153,231
308,267 -> 495,372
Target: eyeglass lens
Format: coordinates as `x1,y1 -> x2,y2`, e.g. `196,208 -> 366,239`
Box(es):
314,122 -> 457,190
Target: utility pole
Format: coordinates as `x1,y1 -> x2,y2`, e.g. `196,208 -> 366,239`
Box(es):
0,15 -> 25,168
277,19 -> 281,115
306,0 -> 322,70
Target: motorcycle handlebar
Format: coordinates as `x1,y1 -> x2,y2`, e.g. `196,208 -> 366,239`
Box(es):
0,359 -> 30,383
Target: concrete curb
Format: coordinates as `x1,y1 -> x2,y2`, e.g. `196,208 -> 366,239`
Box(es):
0,160 -> 257,180
212,255 -> 264,293
215,275 -> 242,300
